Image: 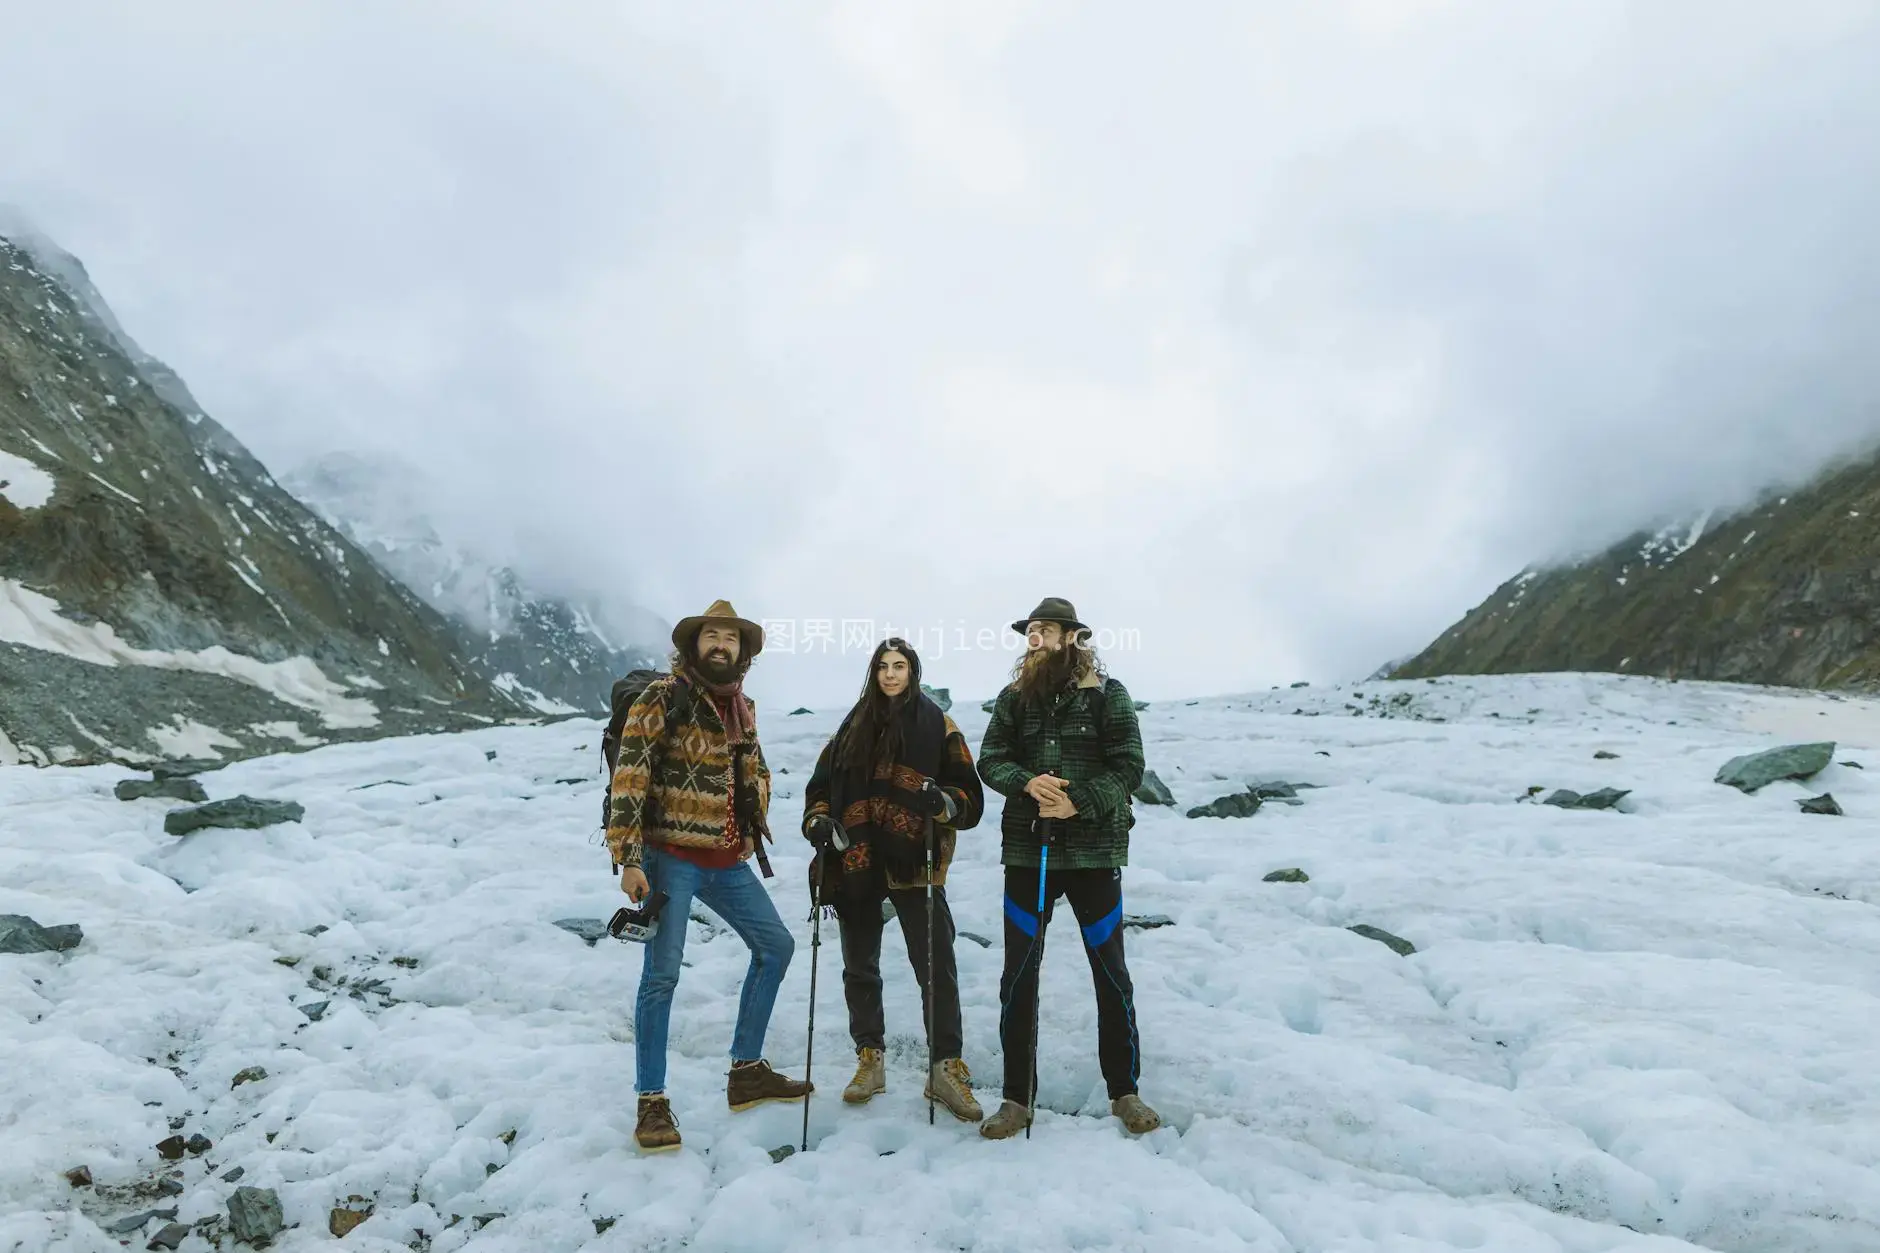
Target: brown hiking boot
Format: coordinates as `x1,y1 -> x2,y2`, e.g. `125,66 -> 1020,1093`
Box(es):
924,1058 -> 984,1123
979,1099 -> 1032,1140
843,1048 -> 886,1104
727,1059 -> 812,1111
635,1094 -> 681,1153
1111,1094 -> 1162,1135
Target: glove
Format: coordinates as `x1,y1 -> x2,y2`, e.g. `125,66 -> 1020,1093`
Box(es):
804,813 -> 848,851
916,779 -> 956,821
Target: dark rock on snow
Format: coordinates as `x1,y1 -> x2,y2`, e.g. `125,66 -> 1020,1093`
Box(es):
165,797 -> 304,836
299,1000 -> 330,1022
1799,793 -> 1843,815
1348,924 -> 1417,957
64,1165 -> 92,1188
553,918 -> 609,946
108,1209 -> 177,1236
1542,787 -> 1630,811
1263,868 -> 1310,883
920,684 -> 952,712
1715,742 -> 1835,793
1133,769 -> 1176,806
227,1186 -> 286,1246
1593,750 -> 1620,760
789,707 -> 813,716
222,1166 -> 246,1182
115,777 -> 209,803
1123,914 -> 1176,931
957,930 -> 993,949
1186,791 -> 1262,819
154,1135 -> 187,1161
232,1066 -> 268,1088
0,915 -> 83,954
147,1221 -> 191,1250
185,1134 -> 212,1155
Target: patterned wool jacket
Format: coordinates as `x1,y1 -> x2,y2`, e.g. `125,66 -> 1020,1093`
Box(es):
977,667 -> 1145,870
605,672 -> 772,871
801,710 -> 985,890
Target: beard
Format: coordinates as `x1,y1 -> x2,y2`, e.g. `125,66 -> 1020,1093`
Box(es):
695,648 -> 739,684
1016,642 -> 1078,703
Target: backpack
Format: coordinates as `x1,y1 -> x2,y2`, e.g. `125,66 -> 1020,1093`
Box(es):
600,668 -> 673,831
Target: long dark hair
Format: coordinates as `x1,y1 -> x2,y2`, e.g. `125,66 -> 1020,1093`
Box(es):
835,638 -> 922,775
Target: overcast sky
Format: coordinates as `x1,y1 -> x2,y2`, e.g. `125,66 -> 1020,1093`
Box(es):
5,0 -> 1879,708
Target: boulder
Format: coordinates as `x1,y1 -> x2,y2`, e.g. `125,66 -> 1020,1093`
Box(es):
108,1210 -> 177,1236
329,1198 -> 374,1239
789,707 -> 813,716
147,1222 -> 190,1250
64,1166 -> 92,1188
232,1066 -> 268,1088
919,684 -> 952,712
1262,868 -> 1309,883
228,1187 -> 285,1246
1593,750 -> 1619,760
164,797 -> 305,837
1123,914 -> 1175,931
1798,793 -> 1843,816
0,915 -> 82,954
1185,791 -> 1262,819
155,1135 -> 186,1161
1715,742 -> 1835,793
1133,769 -> 1176,806
1348,924 -> 1417,957
151,760 -> 218,781
115,778 -> 209,803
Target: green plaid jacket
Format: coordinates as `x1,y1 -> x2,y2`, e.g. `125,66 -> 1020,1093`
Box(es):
977,671 -> 1145,870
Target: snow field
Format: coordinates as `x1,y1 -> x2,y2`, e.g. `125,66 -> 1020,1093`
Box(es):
1,672 -> 1877,1251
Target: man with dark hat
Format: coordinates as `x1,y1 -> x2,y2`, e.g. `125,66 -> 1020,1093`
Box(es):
976,597 -> 1159,1140
608,599 -> 809,1153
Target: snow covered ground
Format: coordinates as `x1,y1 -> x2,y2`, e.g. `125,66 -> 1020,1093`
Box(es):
3,672 -> 1877,1252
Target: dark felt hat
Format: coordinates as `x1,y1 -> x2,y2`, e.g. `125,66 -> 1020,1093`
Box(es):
671,598 -> 765,658
1009,596 -> 1089,637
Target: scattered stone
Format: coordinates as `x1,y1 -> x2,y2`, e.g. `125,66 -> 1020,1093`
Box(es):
329,1197 -> 374,1238
222,1166 -> 246,1182
1542,787 -> 1630,811
594,1218 -> 617,1235
789,707 -> 813,716
155,1135 -> 187,1161
485,750 -> 498,761
1263,868 -> 1309,883
1841,760 -> 1863,769
498,1129 -> 518,1146
115,777 -> 209,803
232,1066 -> 268,1089
957,930 -> 993,949
1133,769 -> 1176,806
1594,750 -> 1619,760
305,925 -> 329,937
553,918 -> 608,946
185,1134 -> 212,1155
65,1165 -> 92,1188
273,956 -> 301,968
473,1214 -> 505,1231
1315,750 -> 1331,756
391,956 -> 419,969
1133,700 -> 1150,711
152,760 -> 218,781
312,966 -> 332,981
768,1144 -> 796,1163
299,1000 -> 330,1022
153,1177 -> 184,1198
1521,786 -> 1545,801
1249,781 -> 1310,805
109,1209 -> 177,1235
1799,793 -> 1843,816
1185,791 -> 1262,819
1715,742 -> 1835,793
167,1116 -> 187,1131
1123,914 -> 1175,931
920,685 -> 952,712
147,1222 -> 190,1250
1348,924 -> 1416,957
164,797 -> 305,837
1289,681 -> 1309,688
228,1186 -> 285,1246
0,915 -> 83,954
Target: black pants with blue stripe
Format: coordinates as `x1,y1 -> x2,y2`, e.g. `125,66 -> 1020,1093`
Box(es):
999,865 -> 1141,1104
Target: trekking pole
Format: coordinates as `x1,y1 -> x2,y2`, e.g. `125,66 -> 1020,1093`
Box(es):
924,810 -> 937,1126
802,851 -> 823,1154
1028,816 -> 1053,1141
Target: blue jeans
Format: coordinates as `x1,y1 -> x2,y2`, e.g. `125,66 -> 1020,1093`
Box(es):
636,845 -> 796,1094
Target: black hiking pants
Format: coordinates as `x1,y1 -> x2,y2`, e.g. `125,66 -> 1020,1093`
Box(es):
838,884 -> 964,1064
998,864 -> 1141,1104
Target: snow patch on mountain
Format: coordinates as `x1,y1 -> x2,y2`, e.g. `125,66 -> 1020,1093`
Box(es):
0,448 -> 55,509
0,579 -> 379,729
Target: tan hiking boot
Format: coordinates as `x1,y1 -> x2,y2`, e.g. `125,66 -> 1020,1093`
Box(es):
635,1094 -> 681,1153
979,1098 -> 1032,1140
1111,1093 -> 1162,1135
843,1048 -> 886,1104
923,1058 -> 984,1123
727,1059 -> 813,1111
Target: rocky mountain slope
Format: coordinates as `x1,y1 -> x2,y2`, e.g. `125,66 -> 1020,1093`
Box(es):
1391,442 -> 1880,690
283,452 -> 665,715
0,216 -> 546,766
